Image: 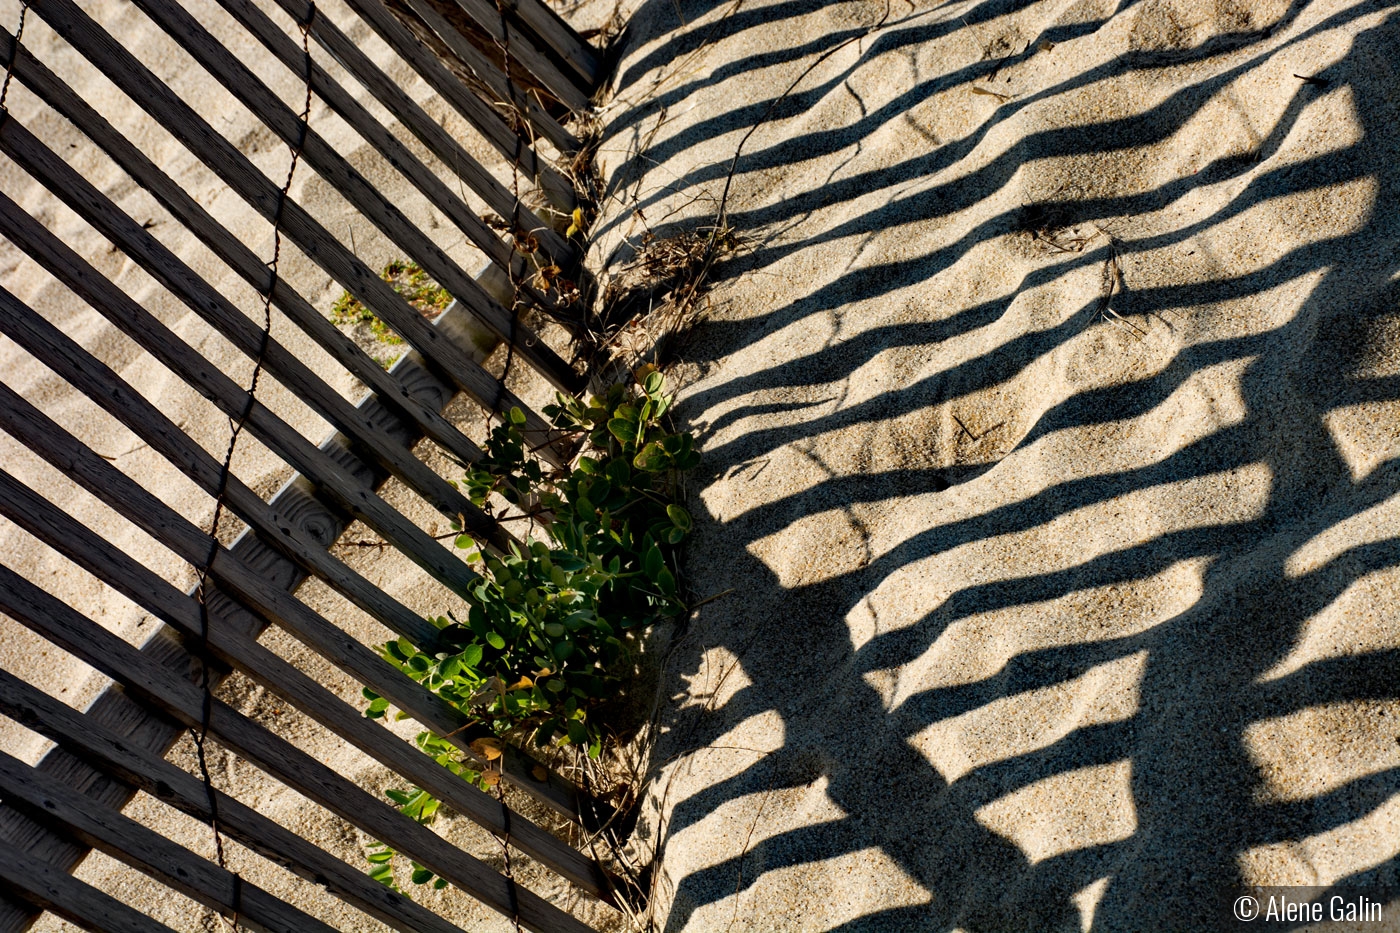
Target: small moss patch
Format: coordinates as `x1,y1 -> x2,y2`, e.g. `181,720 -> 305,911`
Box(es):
329,259 -> 453,348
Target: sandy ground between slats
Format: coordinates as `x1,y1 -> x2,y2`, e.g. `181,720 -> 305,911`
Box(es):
0,0 -> 626,929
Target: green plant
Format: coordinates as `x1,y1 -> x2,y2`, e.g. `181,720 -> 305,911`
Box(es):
329,259 -> 453,346
361,371 -> 697,890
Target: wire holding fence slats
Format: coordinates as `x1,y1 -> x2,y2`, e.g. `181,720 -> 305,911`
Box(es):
186,12 -> 313,928
0,0 -> 627,929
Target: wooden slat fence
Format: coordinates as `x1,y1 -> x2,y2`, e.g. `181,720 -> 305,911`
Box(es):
0,0 -> 628,929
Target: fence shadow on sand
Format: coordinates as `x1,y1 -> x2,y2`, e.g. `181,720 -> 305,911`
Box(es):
601,0 -> 1400,929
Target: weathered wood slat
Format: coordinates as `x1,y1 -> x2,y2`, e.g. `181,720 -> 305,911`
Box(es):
0,845 -> 177,933
502,0 -> 600,88
0,394 -> 601,825
0,566 -> 600,933
114,0 -> 580,395
23,0 -> 583,435
0,113 -> 508,557
400,0 -> 586,118
391,0 -> 580,155
0,300 -> 592,933
0,281 -> 594,812
0,749 -> 340,933
0,1 -> 625,929
441,0 -> 591,112
0,463 -> 617,900
0,286 -> 601,824
0,669 -> 474,933
215,0 -> 575,293
0,187 -> 504,593
336,0 -> 582,188
265,0 -> 576,261
0,284 -> 441,649
0,29 -> 489,473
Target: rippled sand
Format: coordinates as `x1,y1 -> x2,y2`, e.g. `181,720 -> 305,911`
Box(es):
591,0 -> 1400,928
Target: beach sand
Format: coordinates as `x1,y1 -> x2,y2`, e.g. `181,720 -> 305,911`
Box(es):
585,0 -> 1400,928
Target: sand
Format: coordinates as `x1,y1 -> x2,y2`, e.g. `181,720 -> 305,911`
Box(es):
586,0 -> 1400,929
3,0 -> 1399,930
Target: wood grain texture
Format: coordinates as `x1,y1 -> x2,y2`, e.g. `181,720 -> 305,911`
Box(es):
356,0 -> 582,168
0,567 -> 599,933
0,185 -> 504,587
0,669 -> 474,933
0,115 -> 508,553
0,412 -> 606,853
122,0 -> 580,393
215,0 -> 578,288
0,291 -> 609,928
25,0 -> 584,424
272,0 -> 578,262
0,749 -> 340,933
0,29 -> 489,471
499,0 -> 600,88
440,0 -> 591,111
0,285 -> 441,649
0,845 -> 179,933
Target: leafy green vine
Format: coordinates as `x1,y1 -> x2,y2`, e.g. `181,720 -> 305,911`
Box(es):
362,371 -> 697,890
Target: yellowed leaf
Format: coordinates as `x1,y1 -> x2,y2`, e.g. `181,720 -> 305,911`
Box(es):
565,207 -> 585,238
470,737 -> 504,761
506,676 -> 534,692
531,765 -> 549,782
480,769 -> 501,788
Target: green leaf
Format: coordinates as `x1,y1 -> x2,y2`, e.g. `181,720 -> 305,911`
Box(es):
667,504 -> 692,532
366,849 -> 395,863
633,441 -> 668,472
468,607 -> 491,640
643,544 -> 663,582
509,407 -> 527,426
368,864 -> 395,887
459,643 -> 484,670
411,868 -> 435,885
607,417 -> 636,445
605,457 -> 631,485
544,622 -> 565,637
419,797 -> 441,822
644,371 -> 664,397
486,631 -> 506,650
567,719 -> 589,745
